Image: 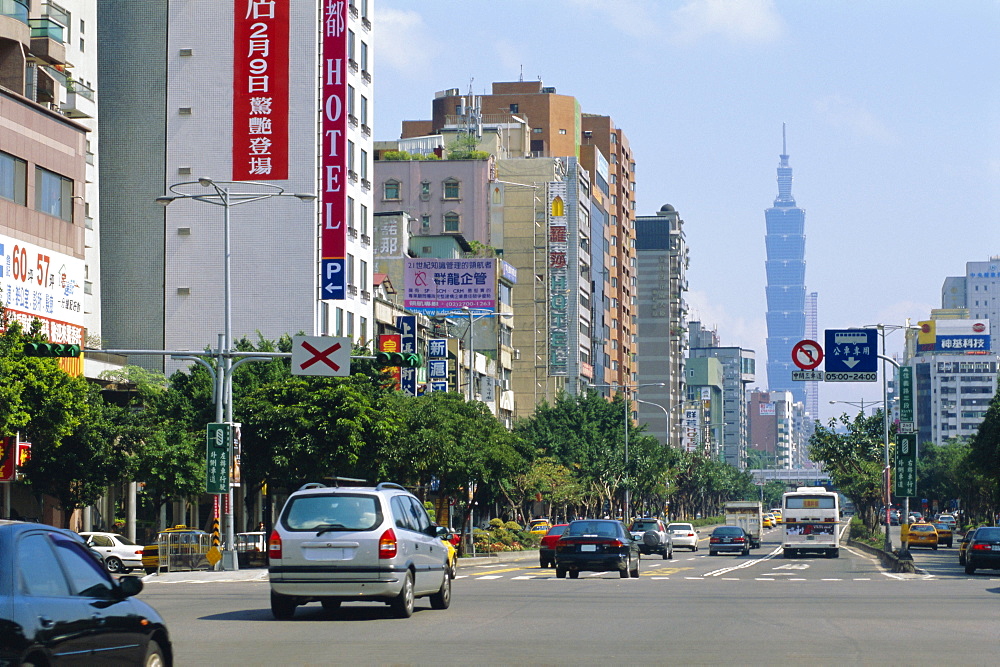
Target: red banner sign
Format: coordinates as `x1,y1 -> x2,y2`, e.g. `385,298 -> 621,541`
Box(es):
233,0 -> 290,180
379,334 -> 402,390
319,0 -> 348,300
0,437 -> 14,482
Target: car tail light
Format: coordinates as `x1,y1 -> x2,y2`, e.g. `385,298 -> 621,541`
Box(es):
600,539 -> 624,548
972,543 -> 991,551
710,537 -> 720,544
268,530 -> 282,560
733,537 -> 745,543
379,528 -> 398,559
687,533 -> 695,537
134,549 -> 143,556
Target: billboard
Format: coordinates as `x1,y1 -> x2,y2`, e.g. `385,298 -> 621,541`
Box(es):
547,182 -> 569,376
319,0 -> 348,300
0,235 -> 85,346
759,402 -> 776,416
232,0 -> 289,180
403,258 -> 497,314
917,320 -> 990,353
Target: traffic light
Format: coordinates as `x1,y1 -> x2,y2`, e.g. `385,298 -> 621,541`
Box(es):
23,342 -> 81,357
375,351 -> 424,368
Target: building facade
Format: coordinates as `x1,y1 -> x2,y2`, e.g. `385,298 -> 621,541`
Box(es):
764,128 -> 806,404
748,389 -> 797,469
98,0 -> 375,369
941,257 -> 1000,350
636,204 -> 689,447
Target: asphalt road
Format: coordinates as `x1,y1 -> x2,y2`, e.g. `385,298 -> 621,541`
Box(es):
138,525 -> 1000,665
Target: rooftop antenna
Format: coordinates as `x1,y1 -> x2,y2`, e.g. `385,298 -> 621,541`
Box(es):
782,122 -> 787,157
519,65 -> 523,82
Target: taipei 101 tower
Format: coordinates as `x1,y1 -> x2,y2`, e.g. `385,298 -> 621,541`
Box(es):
764,125 -> 807,405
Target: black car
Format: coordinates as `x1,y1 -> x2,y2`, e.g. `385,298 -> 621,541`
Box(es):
964,526 -> 1000,575
708,526 -> 751,556
553,519 -> 640,579
0,520 -> 172,665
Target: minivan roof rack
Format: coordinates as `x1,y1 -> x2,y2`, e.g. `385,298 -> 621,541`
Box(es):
375,482 -> 406,491
297,482 -> 328,491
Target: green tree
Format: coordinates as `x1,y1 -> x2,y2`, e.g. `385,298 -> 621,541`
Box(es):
809,410 -> 887,532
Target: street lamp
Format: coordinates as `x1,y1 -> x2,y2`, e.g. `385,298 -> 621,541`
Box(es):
592,382 -> 665,520
156,179 -> 315,570
636,399 -> 669,441
435,307 -> 507,402
828,399 -> 884,416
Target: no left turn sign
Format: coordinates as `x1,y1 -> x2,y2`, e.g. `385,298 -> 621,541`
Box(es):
791,339 -> 824,370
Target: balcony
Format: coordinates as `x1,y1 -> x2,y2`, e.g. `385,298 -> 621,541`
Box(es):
347,284 -> 358,297
28,17 -> 65,65
348,113 -> 358,127
348,59 -> 359,73
63,79 -> 96,119
347,170 -> 358,183
361,70 -> 371,84
347,226 -> 358,239
361,290 -> 371,301
360,233 -> 370,246
362,17 -> 371,31
361,123 -> 371,137
0,0 -> 28,23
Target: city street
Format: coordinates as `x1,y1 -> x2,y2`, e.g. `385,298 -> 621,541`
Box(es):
138,526 -> 1000,664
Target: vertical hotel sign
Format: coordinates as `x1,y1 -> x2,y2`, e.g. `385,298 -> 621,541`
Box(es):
320,0 -> 348,299
547,182 -> 569,376
233,0 -> 290,180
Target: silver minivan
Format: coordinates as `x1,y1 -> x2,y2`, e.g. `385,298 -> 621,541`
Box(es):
268,482 -> 451,619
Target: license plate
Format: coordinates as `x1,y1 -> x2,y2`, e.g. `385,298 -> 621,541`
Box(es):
581,544 -> 597,552
807,535 -> 815,540
992,545 -> 1000,552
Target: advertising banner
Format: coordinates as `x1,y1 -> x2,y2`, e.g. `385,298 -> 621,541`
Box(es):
233,0 -> 289,180
682,409 -> 700,453
379,334 -> 402,390
917,320 -> 990,353
547,182 -> 569,376
895,433 -> 918,497
403,258 -> 497,313
206,423 -> 231,495
397,316 -> 417,396
319,0 -> 348,300
759,402 -> 775,416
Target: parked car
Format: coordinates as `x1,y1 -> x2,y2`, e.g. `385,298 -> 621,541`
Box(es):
554,519 -> 640,579
268,481 -> 451,619
0,520 -> 172,665
666,522 -> 700,551
932,523 -> 954,548
959,528 -> 979,566
964,526 -> 1000,575
708,526 -> 750,556
141,525 -> 210,574
628,518 -> 673,559
539,523 -> 568,568
906,523 -> 938,550
79,531 -> 144,574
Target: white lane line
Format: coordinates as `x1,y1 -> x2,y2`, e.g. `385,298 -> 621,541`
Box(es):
789,578 -> 806,581
721,577 -> 740,581
685,576 -> 703,580
703,545 -> 782,577
755,578 -> 775,581
477,575 -> 502,580
822,578 -> 842,581
512,576 -> 533,580
651,577 -> 671,580
853,578 -> 871,581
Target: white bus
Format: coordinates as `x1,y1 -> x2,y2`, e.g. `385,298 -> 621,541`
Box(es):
781,487 -> 840,558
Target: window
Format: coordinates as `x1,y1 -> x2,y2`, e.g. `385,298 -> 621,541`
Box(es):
420,214 -> 430,230
348,30 -> 355,60
360,150 -> 368,180
421,181 -> 431,196
360,204 -> 368,234
532,127 -> 543,134
347,253 -> 355,285
360,260 -> 368,292
360,41 -> 369,71
347,140 -> 355,173
335,307 -> 344,336
35,167 -> 73,221
444,212 -> 460,232
383,180 -> 399,200
347,196 -> 355,227
509,103 -> 518,113
360,96 -> 368,125
559,129 -> 567,135
347,85 -> 355,116
443,179 -> 460,199
0,151 -> 26,205
360,317 -> 367,343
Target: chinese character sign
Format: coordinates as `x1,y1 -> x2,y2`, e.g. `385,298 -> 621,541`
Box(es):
320,0 -> 348,300
206,423 -> 232,495
233,0 -> 290,180
403,259 -> 497,313
547,182 -> 569,377
894,433 -> 917,497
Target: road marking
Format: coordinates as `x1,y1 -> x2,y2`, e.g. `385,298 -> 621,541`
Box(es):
685,576 -> 703,580
472,566 -> 534,575
755,578 -> 775,581
773,563 -> 809,570
512,576 -> 533,580
703,546 -> 782,577
853,578 -> 871,581
822,578 -> 842,581
651,577 -> 671,580
789,578 -> 807,581
477,575 -> 503,580
641,567 -> 692,576
721,577 -> 739,581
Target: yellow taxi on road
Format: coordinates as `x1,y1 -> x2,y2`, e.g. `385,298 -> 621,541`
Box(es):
769,509 -> 782,524
763,513 -> 775,529
906,523 -> 939,550
932,523 -> 954,548
529,519 -> 552,535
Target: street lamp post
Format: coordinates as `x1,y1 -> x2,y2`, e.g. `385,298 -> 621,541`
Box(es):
592,382 -> 665,520
435,307 -> 505,402
156,179 -> 315,570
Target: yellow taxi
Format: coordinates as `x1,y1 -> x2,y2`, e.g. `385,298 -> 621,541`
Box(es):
529,518 -> 552,535
906,523 -> 938,550
142,525 -> 210,574
770,509 -> 782,524
763,513 -> 775,529
932,523 -> 954,548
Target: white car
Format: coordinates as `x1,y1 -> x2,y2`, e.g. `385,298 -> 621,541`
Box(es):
79,531 -> 145,574
666,522 -> 700,551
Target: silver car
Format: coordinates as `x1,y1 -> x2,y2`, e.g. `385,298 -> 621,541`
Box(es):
268,482 -> 451,619
79,531 -> 144,574
666,522 -> 700,552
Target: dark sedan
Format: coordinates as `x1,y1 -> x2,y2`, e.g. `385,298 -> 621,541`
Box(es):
0,520 -> 172,666
965,526 -> 1000,575
708,526 -> 751,556
554,519 -> 640,579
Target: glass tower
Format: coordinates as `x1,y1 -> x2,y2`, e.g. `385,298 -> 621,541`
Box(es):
764,126 -> 806,405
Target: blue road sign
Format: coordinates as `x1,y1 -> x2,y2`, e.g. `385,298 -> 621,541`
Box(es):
824,329 -> 878,382
321,259 -> 346,300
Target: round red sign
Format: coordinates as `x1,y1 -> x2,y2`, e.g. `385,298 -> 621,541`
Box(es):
791,339 -> 824,370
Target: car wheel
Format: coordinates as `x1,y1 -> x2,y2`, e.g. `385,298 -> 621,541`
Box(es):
105,556 -> 124,574
830,549 -> 840,559
965,564 -> 976,575
321,599 -> 342,611
933,545 -> 938,550
430,572 -> 452,609
569,570 -> 580,579
144,639 -> 166,667
270,590 -> 297,620
709,550 -> 717,556
742,547 -> 750,556
630,557 -> 640,578
959,554 -> 966,565
555,567 -> 566,579
391,571 -> 415,618
693,544 -> 698,552
662,548 -> 671,560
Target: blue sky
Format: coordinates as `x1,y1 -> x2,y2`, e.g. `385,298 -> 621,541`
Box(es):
374,0 -> 999,422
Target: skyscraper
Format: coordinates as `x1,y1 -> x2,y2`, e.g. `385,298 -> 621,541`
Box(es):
764,126 -> 806,404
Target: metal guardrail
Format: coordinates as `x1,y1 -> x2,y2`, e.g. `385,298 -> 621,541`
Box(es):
157,532 -> 212,573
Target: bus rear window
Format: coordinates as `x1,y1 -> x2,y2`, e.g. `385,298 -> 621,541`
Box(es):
785,496 -> 836,509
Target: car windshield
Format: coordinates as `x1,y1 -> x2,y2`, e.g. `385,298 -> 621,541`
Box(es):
911,525 -> 934,532
933,524 -> 951,531
668,524 -> 693,532
713,527 -> 743,536
630,520 -> 659,531
111,534 -> 137,545
566,521 -> 619,538
974,527 -> 1000,540
283,494 -> 382,532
